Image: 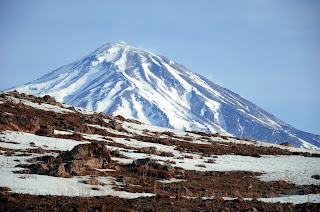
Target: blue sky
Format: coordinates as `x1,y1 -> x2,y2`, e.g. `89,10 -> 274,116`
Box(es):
1,0 -> 319,134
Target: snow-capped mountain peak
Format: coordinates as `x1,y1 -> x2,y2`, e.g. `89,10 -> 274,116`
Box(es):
10,42 -> 320,148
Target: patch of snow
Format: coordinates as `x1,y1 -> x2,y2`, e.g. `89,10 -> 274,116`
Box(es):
0,131 -> 88,151
203,194 -> 320,204
74,106 -> 96,115
258,193 -> 320,204
113,98 -> 133,120
158,178 -> 187,184
53,130 -> 73,135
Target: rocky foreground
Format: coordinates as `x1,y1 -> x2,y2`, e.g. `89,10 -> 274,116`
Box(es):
0,91 -> 319,211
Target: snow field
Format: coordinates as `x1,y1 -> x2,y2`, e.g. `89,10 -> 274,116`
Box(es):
0,154 -> 153,198
0,118 -> 320,203
80,128 -> 320,186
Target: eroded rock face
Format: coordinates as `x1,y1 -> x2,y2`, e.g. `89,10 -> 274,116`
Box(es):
42,95 -> 58,105
29,143 -> 112,177
63,143 -> 111,162
35,126 -> 55,137
106,120 -> 125,132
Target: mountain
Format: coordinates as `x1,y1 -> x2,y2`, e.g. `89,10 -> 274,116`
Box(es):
10,41 -> 320,148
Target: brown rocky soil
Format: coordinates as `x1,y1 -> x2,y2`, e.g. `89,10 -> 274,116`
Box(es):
1,91 -> 319,158
105,162 -> 320,200
0,187 -> 319,212
1,91 -> 320,211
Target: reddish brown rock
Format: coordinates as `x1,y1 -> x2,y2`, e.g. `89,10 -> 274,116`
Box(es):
63,143 -> 111,163
42,95 -> 59,105
29,143 -> 112,177
280,142 -> 292,147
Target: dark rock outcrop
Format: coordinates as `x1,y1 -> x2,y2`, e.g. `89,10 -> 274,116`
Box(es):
29,143 -> 112,177
280,142 -> 292,147
42,95 -> 58,105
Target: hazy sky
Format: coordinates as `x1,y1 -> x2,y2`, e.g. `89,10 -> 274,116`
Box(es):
1,0 -> 319,134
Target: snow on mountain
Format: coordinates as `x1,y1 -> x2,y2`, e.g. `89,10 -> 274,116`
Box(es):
10,41 -> 320,148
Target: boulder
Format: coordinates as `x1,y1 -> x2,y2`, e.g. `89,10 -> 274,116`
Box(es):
42,95 -> 57,104
29,143 -> 112,177
62,143 -> 111,163
140,146 -> 158,154
52,163 -> 69,178
107,120 -> 124,131
117,176 -> 139,184
65,160 -> 87,176
162,165 -> 175,174
311,174 -> 320,180
30,163 -> 49,175
280,142 -> 292,147
35,126 -> 54,137
132,158 -> 150,166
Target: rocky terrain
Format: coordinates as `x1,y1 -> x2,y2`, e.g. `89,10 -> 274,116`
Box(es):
0,91 -> 319,211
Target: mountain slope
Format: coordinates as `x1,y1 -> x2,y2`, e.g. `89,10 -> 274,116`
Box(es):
10,41 -> 320,148
1,91 -> 320,210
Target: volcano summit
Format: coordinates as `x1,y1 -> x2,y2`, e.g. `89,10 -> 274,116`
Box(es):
11,42 -> 320,149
